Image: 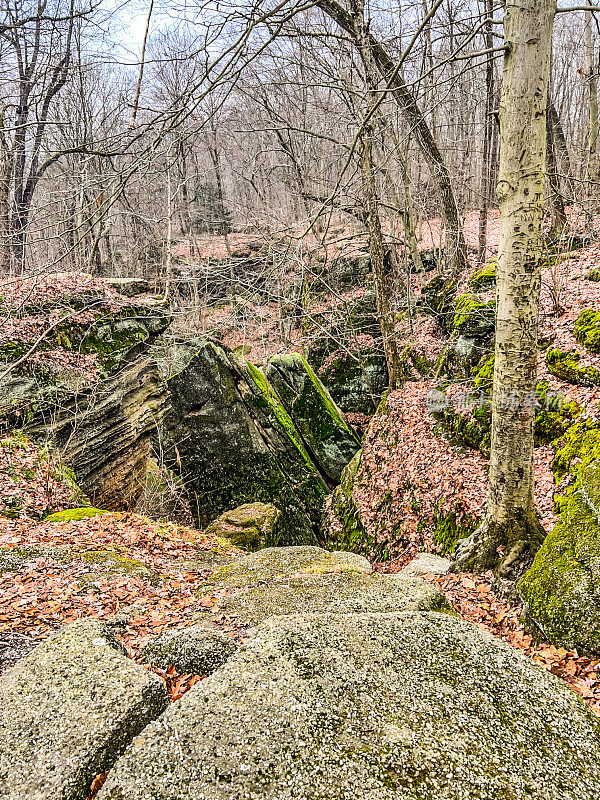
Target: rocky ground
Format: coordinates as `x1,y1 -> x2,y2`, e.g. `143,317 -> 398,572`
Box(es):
2,209 -> 600,796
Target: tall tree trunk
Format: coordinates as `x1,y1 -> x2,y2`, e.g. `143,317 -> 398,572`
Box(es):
584,9 -> 599,225
351,0 -> 402,388
317,0 -> 468,279
546,103 -> 568,237
360,125 -> 402,390
478,0 -> 495,262
453,0 -> 555,578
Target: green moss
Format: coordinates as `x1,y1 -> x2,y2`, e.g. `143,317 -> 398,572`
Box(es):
587,267 -> 600,281
574,309 -> 600,354
518,447 -> 600,654
467,264 -> 496,292
45,507 -> 108,522
473,353 -> 494,389
433,506 -> 479,556
244,360 -> 323,479
551,420 -> 600,483
452,293 -> 496,340
546,347 -> 600,386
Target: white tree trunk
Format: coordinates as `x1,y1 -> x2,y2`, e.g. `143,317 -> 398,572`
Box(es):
454,0 -> 555,577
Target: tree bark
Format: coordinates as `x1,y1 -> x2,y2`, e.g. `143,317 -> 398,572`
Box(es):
478,0 -> 495,262
317,0 -> 468,280
453,0 -> 555,578
584,9 -> 599,224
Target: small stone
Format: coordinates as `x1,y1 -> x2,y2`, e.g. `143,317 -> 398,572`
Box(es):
400,553 -> 452,578
205,502 -> 281,551
141,624 -> 236,675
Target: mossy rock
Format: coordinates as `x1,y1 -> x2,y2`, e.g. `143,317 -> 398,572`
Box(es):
78,549 -> 160,585
433,506 -> 480,556
201,545 -> 372,589
264,353 -> 360,483
586,267 -> 600,281
45,507 -> 108,523
519,444 -> 600,655
204,502 -> 282,551
325,451 -> 378,557
546,347 -> 600,386
418,276 -> 457,330
467,264 -> 496,292
452,293 -> 496,340
317,348 -> 388,414
141,624 -> 236,674
218,572 -> 449,624
574,309 -> 600,354
552,420 -> 600,484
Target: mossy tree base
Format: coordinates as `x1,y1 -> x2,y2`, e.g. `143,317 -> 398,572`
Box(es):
452,510 -> 546,579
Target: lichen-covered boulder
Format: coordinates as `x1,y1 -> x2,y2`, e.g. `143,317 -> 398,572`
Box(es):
218,572 -> 448,624
205,502 -> 282,550
99,611 -> 600,800
141,624 -> 236,674
265,353 -> 360,482
519,425 -> 600,654
202,545 -> 372,588
159,338 -> 327,544
0,617 -> 167,800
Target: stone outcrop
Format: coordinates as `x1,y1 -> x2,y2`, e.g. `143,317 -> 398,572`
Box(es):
0,278 -> 171,510
99,611 -> 600,800
205,502 -> 282,550
44,354 -> 168,509
159,338 -> 360,544
306,291 -> 388,414
0,617 -> 168,800
141,624 -> 236,675
519,423 -> 600,655
265,353 -> 360,482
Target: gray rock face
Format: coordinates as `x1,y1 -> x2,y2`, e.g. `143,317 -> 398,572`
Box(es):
0,617 -> 168,800
159,339 -> 331,543
218,572 -> 448,624
265,353 -> 360,482
99,611 -> 600,800
400,553 -> 452,578
202,545 -> 372,588
141,624 -> 236,674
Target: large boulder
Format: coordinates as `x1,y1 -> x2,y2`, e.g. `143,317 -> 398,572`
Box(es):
265,353 -> 360,482
0,617 -> 168,800
519,425 -> 600,654
99,611 -> 600,800
202,545 -> 372,588
217,572 -> 448,623
159,338 -> 330,544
